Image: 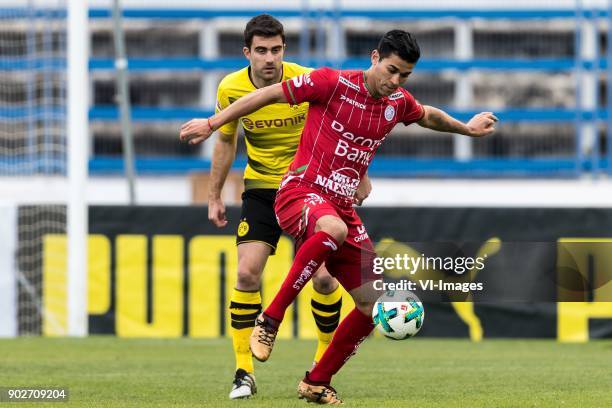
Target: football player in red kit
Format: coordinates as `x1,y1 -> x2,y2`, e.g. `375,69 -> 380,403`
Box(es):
180,30 -> 497,404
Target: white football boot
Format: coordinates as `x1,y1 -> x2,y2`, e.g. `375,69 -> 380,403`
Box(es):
228,369 -> 256,399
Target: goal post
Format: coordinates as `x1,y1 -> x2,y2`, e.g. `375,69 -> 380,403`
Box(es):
67,0 -> 88,337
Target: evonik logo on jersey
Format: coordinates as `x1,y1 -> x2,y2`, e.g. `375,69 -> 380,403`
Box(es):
242,113 -> 306,130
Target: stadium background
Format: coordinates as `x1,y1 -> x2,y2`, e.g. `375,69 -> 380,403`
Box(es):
1,0 -> 611,344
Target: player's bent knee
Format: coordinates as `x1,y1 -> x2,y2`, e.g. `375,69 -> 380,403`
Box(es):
315,216 -> 348,244
236,266 -> 263,291
312,273 -> 338,294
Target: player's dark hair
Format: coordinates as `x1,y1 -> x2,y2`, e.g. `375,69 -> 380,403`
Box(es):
244,14 -> 286,49
377,30 -> 420,64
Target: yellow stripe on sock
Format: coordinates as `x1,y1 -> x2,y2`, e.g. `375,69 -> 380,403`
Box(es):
311,285 -> 343,305
231,288 -> 261,305
310,308 -> 339,318
230,289 -> 262,373
311,286 -> 343,363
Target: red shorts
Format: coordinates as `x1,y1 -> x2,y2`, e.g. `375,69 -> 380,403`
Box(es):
274,185 -> 377,291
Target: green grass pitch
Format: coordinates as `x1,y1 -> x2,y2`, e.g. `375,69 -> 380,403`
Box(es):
1,337 -> 611,407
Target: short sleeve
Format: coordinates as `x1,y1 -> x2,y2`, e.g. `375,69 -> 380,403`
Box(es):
215,83 -> 238,136
282,67 -> 336,106
400,91 -> 425,125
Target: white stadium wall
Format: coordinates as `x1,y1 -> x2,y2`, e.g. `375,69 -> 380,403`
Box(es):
4,176 -> 612,207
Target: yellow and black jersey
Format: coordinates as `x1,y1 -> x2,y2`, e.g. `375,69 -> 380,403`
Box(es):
215,61 -> 312,190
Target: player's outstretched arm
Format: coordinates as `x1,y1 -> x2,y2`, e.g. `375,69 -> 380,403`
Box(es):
417,105 -> 498,137
179,83 -> 288,145
208,130 -> 238,228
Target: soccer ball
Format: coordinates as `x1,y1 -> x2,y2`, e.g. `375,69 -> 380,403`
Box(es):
372,290 -> 424,340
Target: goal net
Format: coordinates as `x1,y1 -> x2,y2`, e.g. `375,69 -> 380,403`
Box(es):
0,0 -> 87,337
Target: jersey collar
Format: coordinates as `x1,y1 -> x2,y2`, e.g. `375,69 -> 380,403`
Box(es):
362,71 -> 382,100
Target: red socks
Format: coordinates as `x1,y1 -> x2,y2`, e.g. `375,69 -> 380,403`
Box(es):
264,231 -> 339,322
308,307 -> 374,384
263,229 -> 373,386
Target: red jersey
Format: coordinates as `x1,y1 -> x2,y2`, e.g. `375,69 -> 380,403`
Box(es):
280,67 -> 424,207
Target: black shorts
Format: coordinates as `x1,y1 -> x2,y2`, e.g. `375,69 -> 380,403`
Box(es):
236,188 -> 283,254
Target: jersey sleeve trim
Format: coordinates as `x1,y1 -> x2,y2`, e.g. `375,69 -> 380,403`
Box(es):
401,90 -> 426,125
415,103 -> 425,122
282,80 -> 298,105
